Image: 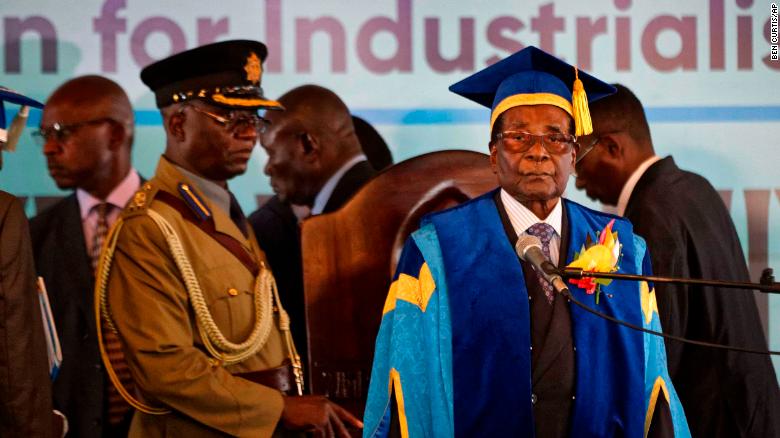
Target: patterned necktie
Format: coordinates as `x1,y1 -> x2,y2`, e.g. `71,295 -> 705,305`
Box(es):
90,203 -> 134,426
526,222 -> 556,304
90,203 -> 109,272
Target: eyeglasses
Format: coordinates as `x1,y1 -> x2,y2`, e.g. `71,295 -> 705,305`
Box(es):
186,104 -> 270,134
493,130 -> 576,155
575,136 -> 601,164
31,118 -> 117,146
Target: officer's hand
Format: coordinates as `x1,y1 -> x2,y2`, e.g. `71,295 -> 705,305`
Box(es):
281,395 -> 363,438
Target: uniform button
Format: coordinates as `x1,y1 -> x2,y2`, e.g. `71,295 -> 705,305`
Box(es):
531,393 -> 538,405
573,346 -> 577,352
227,288 -> 239,296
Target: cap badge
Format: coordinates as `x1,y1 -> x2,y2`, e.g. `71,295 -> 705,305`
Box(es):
244,52 -> 262,85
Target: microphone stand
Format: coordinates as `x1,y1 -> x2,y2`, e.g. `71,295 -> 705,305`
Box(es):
559,267 -> 780,294
548,266 -> 780,355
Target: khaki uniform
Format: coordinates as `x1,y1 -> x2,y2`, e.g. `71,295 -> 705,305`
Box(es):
103,157 -> 289,437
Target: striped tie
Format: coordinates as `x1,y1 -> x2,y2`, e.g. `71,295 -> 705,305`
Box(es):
90,203 -> 108,272
91,203 -> 134,425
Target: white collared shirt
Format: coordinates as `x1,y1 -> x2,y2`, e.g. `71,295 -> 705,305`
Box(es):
77,169 -> 141,254
311,154 -> 368,215
500,189 -> 563,265
616,155 -> 661,216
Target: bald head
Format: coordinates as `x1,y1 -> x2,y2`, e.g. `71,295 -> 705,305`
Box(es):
573,84 -> 656,205
275,84 -> 360,155
260,84 -> 363,206
47,75 -> 134,138
589,84 -> 653,154
41,75 -> 135,199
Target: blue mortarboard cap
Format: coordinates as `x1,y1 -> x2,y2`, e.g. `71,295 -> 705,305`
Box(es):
449,46 -> 615,136
0,86 -> 43,143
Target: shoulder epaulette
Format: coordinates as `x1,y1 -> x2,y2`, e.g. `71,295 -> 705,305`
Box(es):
123,182 -> 158,218
177,183 -> 212,221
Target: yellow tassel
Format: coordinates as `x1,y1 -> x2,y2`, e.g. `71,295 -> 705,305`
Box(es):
572,68 -> 593,136
4,105 -> 29,152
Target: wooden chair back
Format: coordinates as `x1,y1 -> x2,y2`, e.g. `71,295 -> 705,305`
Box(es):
301,150 -> 496,415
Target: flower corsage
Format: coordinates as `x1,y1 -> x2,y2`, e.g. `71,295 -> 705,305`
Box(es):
566,219 -> 622,304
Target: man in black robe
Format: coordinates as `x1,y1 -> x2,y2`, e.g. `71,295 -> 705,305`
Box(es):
574,83 -> 780,438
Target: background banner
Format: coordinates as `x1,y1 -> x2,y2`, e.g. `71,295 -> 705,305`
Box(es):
1,0 -> 778,373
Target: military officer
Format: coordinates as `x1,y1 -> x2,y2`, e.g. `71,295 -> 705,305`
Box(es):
96,40 -> 361,437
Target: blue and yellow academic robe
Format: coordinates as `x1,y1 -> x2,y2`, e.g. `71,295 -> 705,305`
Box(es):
363,191 -> 690,437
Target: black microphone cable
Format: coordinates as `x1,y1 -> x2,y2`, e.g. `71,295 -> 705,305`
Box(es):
559,287 -> 780,356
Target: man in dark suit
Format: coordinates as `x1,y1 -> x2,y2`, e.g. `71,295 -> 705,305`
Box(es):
30,75 -> 140,438
574,83 -> 779,438
0,87 -> 56,437
250,85 -> 377,375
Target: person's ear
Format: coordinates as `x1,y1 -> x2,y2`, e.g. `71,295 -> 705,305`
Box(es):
600,134 -> 623,160
299,132 -> 321,162
108,122 -> 128,150
489,142 -> 498,174
166,109 -> 186,142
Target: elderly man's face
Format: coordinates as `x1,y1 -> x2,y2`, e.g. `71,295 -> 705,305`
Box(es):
260,112 -> 317,205
178,101 -> 260,181
490,104 -> 576,205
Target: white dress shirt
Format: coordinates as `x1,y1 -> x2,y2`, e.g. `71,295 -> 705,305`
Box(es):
500,189 -> 563,265
311,154 -> 368,215
616,155 -> 661,216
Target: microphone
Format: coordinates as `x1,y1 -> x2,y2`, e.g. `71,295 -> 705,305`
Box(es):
514,236 -> 780,355
515,235 -> 571,297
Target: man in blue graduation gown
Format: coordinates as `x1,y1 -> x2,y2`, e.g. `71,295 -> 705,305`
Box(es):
364,47 -> 691,438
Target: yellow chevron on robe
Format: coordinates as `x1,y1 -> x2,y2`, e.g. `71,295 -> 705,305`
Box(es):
640,281 -> 659,324
644,376 -> 671,437
382,263 -> 436,315
388,368 -> 410,438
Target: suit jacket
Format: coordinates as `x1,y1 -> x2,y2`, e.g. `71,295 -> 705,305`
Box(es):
249,159 -> 377,379
31,193 -> 107,438
321,160 -> 377,214
104,157 -> 289,437
625,156 -> 779,438
0,191 -> 54,438
248,196 -> 305,371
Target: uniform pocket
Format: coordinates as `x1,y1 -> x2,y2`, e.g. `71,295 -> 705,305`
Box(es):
195,263 -> 257,342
